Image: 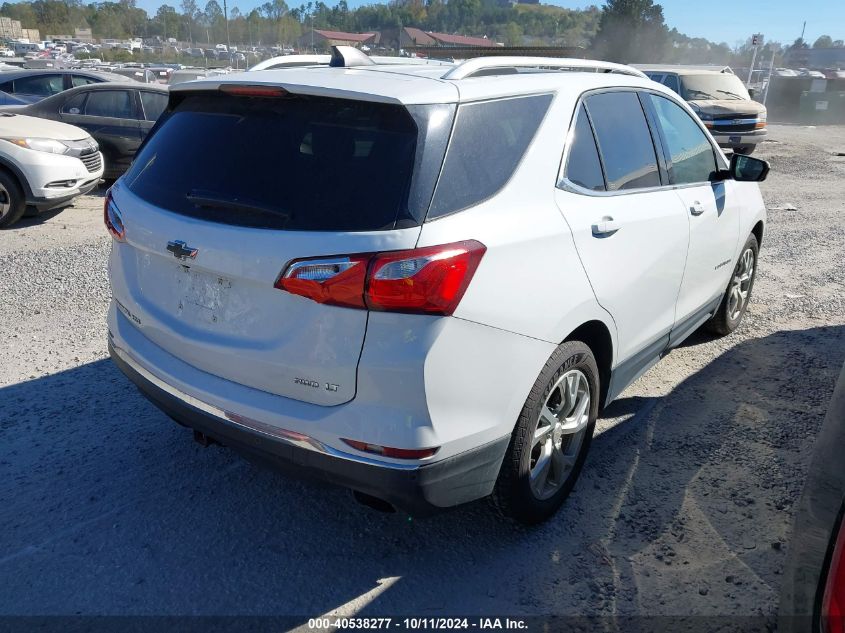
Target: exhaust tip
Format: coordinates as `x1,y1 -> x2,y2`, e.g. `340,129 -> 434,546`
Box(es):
193,430 -> 220,447
352,490 -> 396,513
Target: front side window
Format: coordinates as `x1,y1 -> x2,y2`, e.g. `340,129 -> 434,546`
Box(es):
648,94 -> 717,185
662,74 -> 681,95
584,91 -> 661,191
84,90 -> 137,119
427,94 -> 553,219
563,104 -> 605,192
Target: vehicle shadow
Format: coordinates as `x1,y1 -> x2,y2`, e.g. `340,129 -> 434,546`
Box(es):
0,326 -> 842,618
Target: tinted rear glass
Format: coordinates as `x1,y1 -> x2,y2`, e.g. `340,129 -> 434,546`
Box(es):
427,94 -> 553,219
124,92 -> 425,231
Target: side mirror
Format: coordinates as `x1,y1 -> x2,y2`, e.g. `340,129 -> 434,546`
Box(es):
716,153 -> 770,182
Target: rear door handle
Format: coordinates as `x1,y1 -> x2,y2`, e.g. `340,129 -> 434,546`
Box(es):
690,201 -> 706,216
592,218 -> 621,236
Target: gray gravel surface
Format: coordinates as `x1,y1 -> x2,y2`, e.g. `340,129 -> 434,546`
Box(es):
1,125 -> 844,618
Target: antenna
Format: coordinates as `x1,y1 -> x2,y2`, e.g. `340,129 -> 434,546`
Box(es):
329,45 -> 376,68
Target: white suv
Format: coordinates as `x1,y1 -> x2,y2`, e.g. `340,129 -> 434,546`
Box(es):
0,113 -> 104,228
106,50 -> 768,523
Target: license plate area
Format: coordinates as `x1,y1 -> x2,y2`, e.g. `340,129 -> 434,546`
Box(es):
729,135 -> 741,143
175,266 -> 232,325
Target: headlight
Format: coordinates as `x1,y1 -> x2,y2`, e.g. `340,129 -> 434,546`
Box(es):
696,111 -> 714,121
2,137 -> 71,154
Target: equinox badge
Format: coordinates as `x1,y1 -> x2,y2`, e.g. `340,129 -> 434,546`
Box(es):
166,240 -> 198,260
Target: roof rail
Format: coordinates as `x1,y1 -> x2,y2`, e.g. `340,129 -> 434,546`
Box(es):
441,57 -> 647,80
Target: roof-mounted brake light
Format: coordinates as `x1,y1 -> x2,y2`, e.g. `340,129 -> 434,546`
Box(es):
219,85 -> 289,98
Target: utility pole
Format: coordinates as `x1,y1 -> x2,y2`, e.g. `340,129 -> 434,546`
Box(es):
747,33 -> 763,86
223,0 -> 231,51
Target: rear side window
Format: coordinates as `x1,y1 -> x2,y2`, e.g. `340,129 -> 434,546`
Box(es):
124,93 -> 428,231
427,94 -> 553,219
647,94 -> 717,185
585,91 -> 660,191
140,91 -> 167,121
61,92 -> 86,114
71,75 -> 100,87
563,105 -> 605,192
84,90 -> 136,119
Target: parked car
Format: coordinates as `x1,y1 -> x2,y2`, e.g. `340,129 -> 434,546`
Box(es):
106,50 -> 768,524
639,65 -> 767,155
0,69 -> 127,104
168,68 -> 228,84
109,68 -> 159,84
780,360 -> 845,633
3,82 -> 168,180
0,113 -> 103,227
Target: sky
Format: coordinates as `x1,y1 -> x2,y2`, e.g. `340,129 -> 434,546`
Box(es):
126,0 -> 844,47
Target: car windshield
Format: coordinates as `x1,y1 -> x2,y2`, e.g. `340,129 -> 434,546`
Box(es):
680,74 -> 751,101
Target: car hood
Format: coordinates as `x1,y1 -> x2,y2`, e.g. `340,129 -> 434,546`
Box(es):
0,113 -> 90,141
690,99 -> 766,117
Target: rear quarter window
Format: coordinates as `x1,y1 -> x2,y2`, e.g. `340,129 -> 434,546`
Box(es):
427,93 -> 553,220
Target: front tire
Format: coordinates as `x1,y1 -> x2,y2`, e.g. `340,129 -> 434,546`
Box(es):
706,233 -> 759,336
0,171 -> 25,229
492,341 -> 599,524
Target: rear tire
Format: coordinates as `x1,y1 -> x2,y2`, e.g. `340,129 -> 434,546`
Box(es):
0,171 -> 25,229
492,341 -> 599,525
706,233 -> 759,336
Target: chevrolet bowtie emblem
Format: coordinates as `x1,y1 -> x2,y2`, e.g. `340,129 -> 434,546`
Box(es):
166,240 -> 198,260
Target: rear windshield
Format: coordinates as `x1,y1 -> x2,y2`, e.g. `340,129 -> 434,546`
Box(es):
124,92 -> 438,231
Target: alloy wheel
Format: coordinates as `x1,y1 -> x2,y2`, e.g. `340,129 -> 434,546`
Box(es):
727,247 -> 755,321
529,368 -> 590,500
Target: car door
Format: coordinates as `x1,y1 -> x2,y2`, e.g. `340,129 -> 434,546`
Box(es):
60,88 -> 143,177
554,91 -> 690,396
643,92 -> 739,340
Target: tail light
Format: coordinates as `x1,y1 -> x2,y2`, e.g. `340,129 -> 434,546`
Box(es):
103,190 -> 125,241
275,240 -> 486,316
822,513 -> 845,633
342,438 -> 439,460
276,256 -> 370,309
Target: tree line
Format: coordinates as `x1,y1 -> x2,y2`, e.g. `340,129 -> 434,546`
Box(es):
1,0 -> 843,65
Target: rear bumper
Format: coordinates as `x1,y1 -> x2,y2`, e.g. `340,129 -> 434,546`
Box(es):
108,339 -> 509,516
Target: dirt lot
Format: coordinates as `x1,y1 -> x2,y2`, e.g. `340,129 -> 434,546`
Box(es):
1,125 -> 844,620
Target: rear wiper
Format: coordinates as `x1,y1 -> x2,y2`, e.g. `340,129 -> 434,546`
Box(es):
186,190 -> 291,220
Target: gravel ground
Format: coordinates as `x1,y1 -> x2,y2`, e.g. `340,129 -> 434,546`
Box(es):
1,125 -> 844,620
